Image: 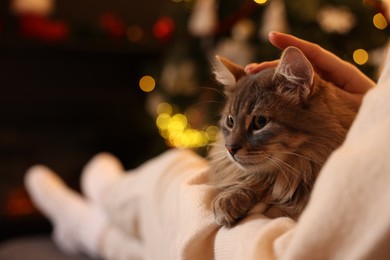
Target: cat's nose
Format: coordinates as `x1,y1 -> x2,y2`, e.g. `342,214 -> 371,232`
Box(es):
226,144 -> 241,156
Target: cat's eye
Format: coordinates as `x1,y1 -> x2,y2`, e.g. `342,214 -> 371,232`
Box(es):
226,115 -> 234,128
252,116 -> 268,130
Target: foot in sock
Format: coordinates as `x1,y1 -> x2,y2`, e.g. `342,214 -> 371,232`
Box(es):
81,152 -> 123,207
25,165 -> 107,258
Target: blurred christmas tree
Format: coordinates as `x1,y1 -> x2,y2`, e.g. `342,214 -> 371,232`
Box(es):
4,0 -> 387,151
148,0 -> 389,151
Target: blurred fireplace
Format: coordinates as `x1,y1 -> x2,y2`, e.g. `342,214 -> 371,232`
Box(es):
0,39 -> 166,241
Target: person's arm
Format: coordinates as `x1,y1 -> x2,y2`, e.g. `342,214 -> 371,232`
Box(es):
245,31 -> 375,109
242,33 -> 390,260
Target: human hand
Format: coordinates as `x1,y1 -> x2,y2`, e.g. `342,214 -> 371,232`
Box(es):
245,31 -> 375,108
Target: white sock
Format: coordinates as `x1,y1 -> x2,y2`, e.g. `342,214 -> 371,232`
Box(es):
25,165 -> 107,258
81,152 -> 123,208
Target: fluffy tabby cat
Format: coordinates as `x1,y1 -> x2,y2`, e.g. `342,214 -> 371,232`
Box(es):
210,46 -> 357,227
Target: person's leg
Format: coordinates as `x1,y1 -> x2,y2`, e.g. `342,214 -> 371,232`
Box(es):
79,152 -> 141,238
81,152 -> 123,208
26,156 -> 145,260
101,225 -> 143,260
25,165 -> 107,258
81,149 -> 216,260
26,149 -> 215,259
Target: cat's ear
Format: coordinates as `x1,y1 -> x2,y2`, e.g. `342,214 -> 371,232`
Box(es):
213,55 -> 245,92
274,46 -> 314,103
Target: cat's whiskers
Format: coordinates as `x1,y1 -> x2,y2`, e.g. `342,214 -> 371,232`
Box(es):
209,142 -> 225,149
210,155 -> 229,165
263,154 -> 297,194
198,86 -> 227,98
208,146 -> 226,154
268,154 -> 313,195
191,100 -> 224,108
279,151 -> 322,166
209,154 -> 228,165
263,154 -> 285,176
208,149 -> 228,160
267,155 -> 305,180
184,86 -> 227,110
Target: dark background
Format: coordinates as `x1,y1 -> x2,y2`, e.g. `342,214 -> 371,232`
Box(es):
0,0 -> 169,241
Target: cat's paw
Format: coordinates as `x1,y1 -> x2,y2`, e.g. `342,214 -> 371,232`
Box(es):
212,189 -> 256,228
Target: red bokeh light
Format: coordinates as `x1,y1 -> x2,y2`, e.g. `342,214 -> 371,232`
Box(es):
5,188 -> 36,218
19,14 -> 69,42
153,16 -> 174,41
99,12 -> 126,38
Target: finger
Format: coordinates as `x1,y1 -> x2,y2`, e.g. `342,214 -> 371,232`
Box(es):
268,31 -> 374,94
269,31 -> 344,69
334,88 -> 363,111
245,60 -> 279,74
329,62 -> 375,95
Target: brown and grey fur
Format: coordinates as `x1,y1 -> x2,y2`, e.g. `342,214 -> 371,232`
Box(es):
210,47 -> 357,227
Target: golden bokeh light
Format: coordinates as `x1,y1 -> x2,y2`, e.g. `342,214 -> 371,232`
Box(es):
167,114 -> 187,135
206,125 -> 219,142
157,102 -> 173,115
253,0 -> 267,5
139,75 -> 156,92
155,107 -> 219,148
373,13 -> 388,30
156,113 -> 171,130
353,49 -> 369,65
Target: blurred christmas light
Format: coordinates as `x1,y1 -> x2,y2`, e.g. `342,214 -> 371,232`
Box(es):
155,108 -> 218,148
157,102 -> 173,115
373,13 -> 388,30
127,25 -> 144,42
260,0 -> 288,40
19,14 -> 69,42
253,0 -> 268,5
317,5 -> 356,34
353,49 -> 369,65
156,113 -> 171,139
153,16 -> 175,41
5,188 -> 36,217
173,129 -> 208,148
11,0 -> 54,16
188,0 -> 217,37
168,114 -> 188,134
206,125 -> 219,142
139,75 -> 156,92
99,12 -> 126,38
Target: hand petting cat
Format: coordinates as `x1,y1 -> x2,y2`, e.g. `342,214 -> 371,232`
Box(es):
245,31 -> 375,110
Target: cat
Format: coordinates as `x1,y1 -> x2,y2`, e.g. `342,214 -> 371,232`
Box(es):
209,46 -> 357,227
